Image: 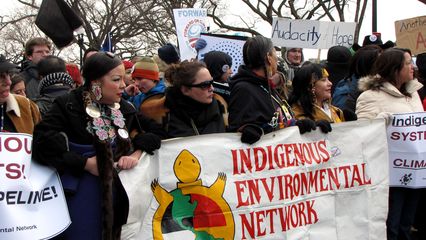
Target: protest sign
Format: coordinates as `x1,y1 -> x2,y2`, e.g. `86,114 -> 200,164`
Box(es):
271,17 -> 357,49
197,33 -> 248,76
0,133 -> 70,239
394,15 -> 426,55
387,112 -> 426,188
121,119 -> 389,240
173,8 -> 208,61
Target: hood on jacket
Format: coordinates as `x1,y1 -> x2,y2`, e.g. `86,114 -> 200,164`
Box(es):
229,65 -> 269,89
358,74 -> 423,96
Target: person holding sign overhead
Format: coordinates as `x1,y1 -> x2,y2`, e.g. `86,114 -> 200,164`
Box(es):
356,48 -> 423,240
32,52 -> 163,239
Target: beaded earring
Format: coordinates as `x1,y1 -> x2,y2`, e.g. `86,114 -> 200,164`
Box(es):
91,82 -> 102,101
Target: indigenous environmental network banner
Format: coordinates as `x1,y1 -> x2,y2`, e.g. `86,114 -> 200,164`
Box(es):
271,17 -> 356,49
387,112 -> 426,188
394,15 -> 426,55
173,8 -> 208,61
121,120 -> 389,240
0,133 -> 70,239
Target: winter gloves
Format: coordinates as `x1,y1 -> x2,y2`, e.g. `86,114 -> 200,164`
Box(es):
295,119 -> 332,134
295,119 -> 316,134
315,120 -> 332,133
240,125 -> 264,145
133,132 -> 162,155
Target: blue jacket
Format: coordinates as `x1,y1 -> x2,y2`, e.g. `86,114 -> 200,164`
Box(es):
125,80 -> 166,110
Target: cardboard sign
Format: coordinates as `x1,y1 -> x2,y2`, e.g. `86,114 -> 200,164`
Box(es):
395,15 -> 426,55
271,17 -> 357,49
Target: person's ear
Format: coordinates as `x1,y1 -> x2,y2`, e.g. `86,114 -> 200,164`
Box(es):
181,85 -> 190,95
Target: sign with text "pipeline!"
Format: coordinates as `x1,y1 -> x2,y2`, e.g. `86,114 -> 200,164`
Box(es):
395,15 -> 426,55
387,112 -> 426,188
120,119 -> 388,240
271,17 -> 357,49
0,133 -> 70,239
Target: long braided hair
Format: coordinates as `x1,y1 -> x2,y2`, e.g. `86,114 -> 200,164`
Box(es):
82,52 -> 131,239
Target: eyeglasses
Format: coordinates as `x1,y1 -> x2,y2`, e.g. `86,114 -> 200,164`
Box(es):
185,79 -> 214,89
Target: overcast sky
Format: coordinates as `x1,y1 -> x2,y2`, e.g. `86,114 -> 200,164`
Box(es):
2,0 -> 426,59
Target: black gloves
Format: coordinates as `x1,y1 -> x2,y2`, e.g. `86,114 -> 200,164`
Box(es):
241,125 -> 263,145
133,133 -> 161,155
343,109 -> 358,121
295,119 -> 316,134
316,120 -> 332,133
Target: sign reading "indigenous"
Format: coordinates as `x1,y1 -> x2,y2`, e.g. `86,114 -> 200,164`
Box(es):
120,119 -> 389,240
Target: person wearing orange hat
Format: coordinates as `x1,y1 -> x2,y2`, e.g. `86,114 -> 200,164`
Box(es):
123,57 -> 166,110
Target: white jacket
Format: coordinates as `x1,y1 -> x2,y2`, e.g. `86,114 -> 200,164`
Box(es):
356,75 -> 424,120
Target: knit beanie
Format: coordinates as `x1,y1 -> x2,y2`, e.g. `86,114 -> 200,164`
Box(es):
122,60 -> 133,70
131,57 -> 160,81
203,51 -> 232,81
327,46 -> 351,66
66,63 -> 82,86
38,72 -> 74,94
82,52 -> 122,86
158,43 -> 180,64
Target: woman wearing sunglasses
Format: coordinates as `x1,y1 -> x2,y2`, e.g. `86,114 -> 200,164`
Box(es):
163,60 -> 226,137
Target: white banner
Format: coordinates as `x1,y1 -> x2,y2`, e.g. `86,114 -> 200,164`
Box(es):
121,120 -> 389,240
271,17 -> 357,49
197,33 -> 247,76
0,133 -> 70,240
387,112 -> 426,188
173,8 -> 208,61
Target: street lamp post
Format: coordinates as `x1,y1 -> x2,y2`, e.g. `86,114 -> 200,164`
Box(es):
77,33 -> 84,66
372,0 -> 377,32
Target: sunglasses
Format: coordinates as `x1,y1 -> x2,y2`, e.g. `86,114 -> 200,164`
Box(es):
185,79 -> 214,89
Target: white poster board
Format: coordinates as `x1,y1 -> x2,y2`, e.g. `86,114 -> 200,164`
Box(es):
271,17 -> 357,49
387,112 -> 426,188
121,120 -> 389,240
173,8 -> 208,60
197,33 -> 248,76
0,133 -> 70,239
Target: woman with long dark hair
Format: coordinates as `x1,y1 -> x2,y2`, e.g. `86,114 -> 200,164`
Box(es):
356,48 -> 423,240
289,63 -> 345,123
32,52 -> 162,239
228,36 -> 331,144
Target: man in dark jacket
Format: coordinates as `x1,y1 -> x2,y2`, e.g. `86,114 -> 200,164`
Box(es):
34,55 -> 73,117
20,37 -> 52,100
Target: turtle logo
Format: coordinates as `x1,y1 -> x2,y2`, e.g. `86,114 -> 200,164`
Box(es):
151,149 -> 235,239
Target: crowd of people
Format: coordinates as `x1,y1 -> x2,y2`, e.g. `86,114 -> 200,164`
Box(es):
0,32 -> 425,240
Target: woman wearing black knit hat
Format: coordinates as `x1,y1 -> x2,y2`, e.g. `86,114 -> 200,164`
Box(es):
203,50 -> 233,103
32,52 -> 163,239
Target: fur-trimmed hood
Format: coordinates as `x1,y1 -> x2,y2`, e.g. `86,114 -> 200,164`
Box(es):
358,74 -> 423,97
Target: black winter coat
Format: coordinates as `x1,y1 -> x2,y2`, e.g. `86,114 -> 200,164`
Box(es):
228,65 -> 294,133
164,87 -> 225,138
